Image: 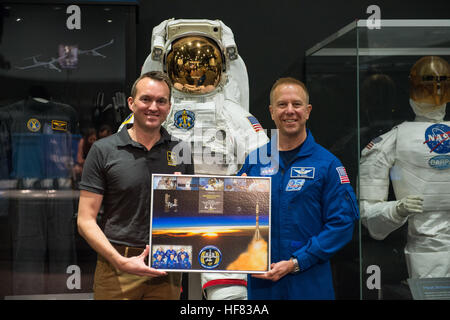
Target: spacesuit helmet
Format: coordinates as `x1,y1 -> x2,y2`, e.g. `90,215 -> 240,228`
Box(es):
409,56 -> 450,106
166,36 -> 223,95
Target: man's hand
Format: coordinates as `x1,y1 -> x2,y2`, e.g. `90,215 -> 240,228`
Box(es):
252,260 -> 294,282
396,195 -> 424,218
115,245 -> 167,277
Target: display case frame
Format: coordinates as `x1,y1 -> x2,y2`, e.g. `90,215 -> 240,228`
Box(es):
305,19 -> 450,300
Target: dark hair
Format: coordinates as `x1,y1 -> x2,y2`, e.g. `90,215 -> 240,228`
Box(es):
130,71 -> 172,101
82,128 -> 97,159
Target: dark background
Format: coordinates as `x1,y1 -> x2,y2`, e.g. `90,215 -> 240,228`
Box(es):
1,0 -> 449,131
135,0 -> 450,130
0,0 -> 449,300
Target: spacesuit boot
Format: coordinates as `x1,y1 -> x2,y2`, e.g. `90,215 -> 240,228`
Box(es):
359,56 -> 450,278
121,19 -> 269,299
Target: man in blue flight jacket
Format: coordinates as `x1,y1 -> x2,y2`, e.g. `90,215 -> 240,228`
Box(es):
238,77 -> 359,299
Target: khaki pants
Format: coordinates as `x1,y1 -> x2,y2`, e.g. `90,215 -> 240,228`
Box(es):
93,254 -> 182,300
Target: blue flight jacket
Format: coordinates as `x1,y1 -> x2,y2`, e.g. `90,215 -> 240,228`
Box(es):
238,129 -> 359,299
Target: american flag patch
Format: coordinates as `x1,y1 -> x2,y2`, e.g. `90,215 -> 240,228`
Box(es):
336,166 -> 350,184
365,141 -> 374,150
247,116 -> 263,132
365,136 -> 382,150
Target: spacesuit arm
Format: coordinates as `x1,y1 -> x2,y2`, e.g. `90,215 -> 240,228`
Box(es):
219,20 -> 250,111
223,60 -> 249,111
360,199 -> 407,240
151,19 -> 170,53
359,127 -> 408,240
222,101 -> 269,168
141,19 -> 172,74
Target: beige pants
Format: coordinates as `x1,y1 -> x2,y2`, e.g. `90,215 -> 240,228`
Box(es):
93,254 -> 182,300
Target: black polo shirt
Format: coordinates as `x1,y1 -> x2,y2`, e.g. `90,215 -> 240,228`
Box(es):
79,125 -> 194,247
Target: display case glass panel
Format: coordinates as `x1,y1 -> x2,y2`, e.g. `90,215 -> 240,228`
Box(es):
0,2 -> 136,299
306,19 -> 450,300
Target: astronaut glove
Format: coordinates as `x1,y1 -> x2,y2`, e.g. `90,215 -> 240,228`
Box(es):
395,195 -> 424,218
112,92 -> 127,123
112,92 -> 126,110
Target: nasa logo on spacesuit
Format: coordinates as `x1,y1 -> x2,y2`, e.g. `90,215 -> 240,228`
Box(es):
174,109 -> 195,130
199,245 -> 222,269
27,118 -> 41,132
260,166 -> 277,176
424,124 -> 450,154
424,124 -> 450,169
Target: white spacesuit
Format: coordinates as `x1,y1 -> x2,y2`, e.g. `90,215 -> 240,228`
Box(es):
359,56 -> 450,279
121,19 -> 269,299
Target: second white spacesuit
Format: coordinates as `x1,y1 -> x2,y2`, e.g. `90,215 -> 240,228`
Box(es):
121,18 -> 269,299
359,56 -> 450,279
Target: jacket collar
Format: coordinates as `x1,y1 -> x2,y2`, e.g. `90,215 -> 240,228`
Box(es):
267,128 -> 316,158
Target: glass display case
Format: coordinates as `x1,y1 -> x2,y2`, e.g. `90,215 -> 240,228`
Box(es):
0,2 -> 137,299
305,20 -> 450,300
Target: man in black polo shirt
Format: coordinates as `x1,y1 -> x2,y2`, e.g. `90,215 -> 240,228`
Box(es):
77,71 -> 194,300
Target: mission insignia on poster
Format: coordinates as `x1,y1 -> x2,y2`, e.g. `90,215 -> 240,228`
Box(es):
150,174 -> 271,273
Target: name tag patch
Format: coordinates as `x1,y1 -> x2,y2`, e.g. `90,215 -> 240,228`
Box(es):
286,179 -> 305,191
51,120 -> 68,132
167,151 -> 177,166
291,167 -> 315,179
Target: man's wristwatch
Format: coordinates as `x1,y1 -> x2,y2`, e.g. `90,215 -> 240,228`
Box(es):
290,257 -> 300,274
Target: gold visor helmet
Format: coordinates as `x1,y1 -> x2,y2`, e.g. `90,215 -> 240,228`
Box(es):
166,36 -> 223,95
410,56 -> 450,106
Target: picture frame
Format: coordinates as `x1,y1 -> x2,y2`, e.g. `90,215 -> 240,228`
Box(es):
149,174 -> 271,273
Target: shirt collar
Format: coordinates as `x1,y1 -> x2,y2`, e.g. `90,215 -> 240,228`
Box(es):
117,124 -> 172,148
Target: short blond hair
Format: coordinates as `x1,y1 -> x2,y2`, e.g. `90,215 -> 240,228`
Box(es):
270,77 -> 309,104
